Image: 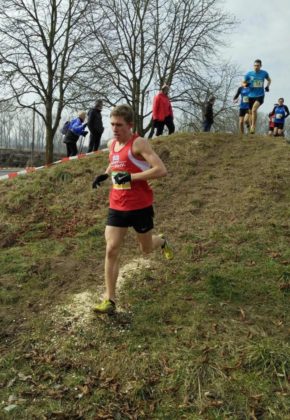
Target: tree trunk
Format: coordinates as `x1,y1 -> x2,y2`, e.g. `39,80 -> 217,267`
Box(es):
45,123 -> 54,164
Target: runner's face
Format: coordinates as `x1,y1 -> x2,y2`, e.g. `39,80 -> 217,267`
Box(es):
110,116 -> 133,142
254,62 -> 261,72
278,99 -> 284,105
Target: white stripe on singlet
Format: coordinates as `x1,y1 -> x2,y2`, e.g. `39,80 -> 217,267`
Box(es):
128,148 -> 150,172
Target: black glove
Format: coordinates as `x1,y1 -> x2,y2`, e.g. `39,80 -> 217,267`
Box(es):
114,172 -> 131,184
83,123 -> 88,128
83,130 -> 88,137
265,86 -> 269,92
92,173 -> 109,188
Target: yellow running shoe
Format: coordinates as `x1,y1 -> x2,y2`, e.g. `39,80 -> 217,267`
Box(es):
250,126 -> 255,134
94,299 -> 116,314
159,234 -> 174,260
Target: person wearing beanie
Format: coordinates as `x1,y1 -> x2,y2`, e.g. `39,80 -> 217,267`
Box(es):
87,99 -> 104,152
63,111 -> 88,157
203,96 -> 216,132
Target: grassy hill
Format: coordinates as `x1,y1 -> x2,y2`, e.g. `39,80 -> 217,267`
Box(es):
0,133 -> 289,419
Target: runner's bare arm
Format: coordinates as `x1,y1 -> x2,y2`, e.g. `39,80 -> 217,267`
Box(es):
266,76 -> 271,88
104,140 -> 113,174
233,87 -> 241,101
130,137 -> 167,181
105,164 -> 112,175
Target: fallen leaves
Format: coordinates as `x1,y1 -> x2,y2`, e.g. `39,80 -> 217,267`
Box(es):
18,372 -> 33,382
279,283 -> 290,291
239,307 -> 246,321
196,391 -> 224,415
4,404 -> 18,413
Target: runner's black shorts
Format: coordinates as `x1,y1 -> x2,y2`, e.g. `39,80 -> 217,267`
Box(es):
239,108 -> 249,117
274,122 -> 284,129
249,96 -> 264,109
107,205 -> 154,233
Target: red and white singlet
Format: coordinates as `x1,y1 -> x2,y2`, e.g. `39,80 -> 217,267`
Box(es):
109,134 -> 153,211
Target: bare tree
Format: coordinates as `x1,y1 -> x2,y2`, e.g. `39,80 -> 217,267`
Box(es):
0,0 -> 92,163
85,0 -> 236,135
177,63 -> 240,132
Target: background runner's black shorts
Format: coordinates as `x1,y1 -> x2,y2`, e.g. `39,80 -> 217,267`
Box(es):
239,108 -> 249,117
274,122 -> 284,129
107,206 -> 154,233
249,96 -> 264,109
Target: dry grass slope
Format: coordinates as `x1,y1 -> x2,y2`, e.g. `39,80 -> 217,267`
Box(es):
0,132 -> 289,419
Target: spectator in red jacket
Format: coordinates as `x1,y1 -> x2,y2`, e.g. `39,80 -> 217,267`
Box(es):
148,84 -> 175,138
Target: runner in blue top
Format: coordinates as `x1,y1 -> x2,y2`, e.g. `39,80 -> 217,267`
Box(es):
244,59 -> 271,134
233,81 -> 250,134
270,98 -> 289,137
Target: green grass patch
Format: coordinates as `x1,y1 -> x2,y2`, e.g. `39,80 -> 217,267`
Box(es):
0,134 -> 290,418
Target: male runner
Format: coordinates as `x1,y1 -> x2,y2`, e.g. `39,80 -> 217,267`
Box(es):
92,104 -> 173,314
244,59 -> 271,134
233,81 -> 250,134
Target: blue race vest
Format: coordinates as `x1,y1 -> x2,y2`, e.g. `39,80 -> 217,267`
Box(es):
240,87 -> 250,109
245,70 -> 269,98
274,106 -> 286,123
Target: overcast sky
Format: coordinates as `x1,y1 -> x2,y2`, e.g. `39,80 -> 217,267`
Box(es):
100,0 -> 289,141
221,0 -> 290,110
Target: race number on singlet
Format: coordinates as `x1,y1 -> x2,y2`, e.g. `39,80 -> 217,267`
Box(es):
252,80 -> 263,88
111,171 -> 132,190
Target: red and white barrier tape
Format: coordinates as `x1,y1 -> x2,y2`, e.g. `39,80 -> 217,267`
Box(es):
0,150 -> 102,182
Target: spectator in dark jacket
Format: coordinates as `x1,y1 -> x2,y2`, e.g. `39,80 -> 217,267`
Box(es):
203,96 -> 216,132
63,111 -> 88,157
87,100 -> 104,152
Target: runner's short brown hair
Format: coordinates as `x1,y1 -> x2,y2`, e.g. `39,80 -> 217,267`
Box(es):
110,104 -> 134,124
